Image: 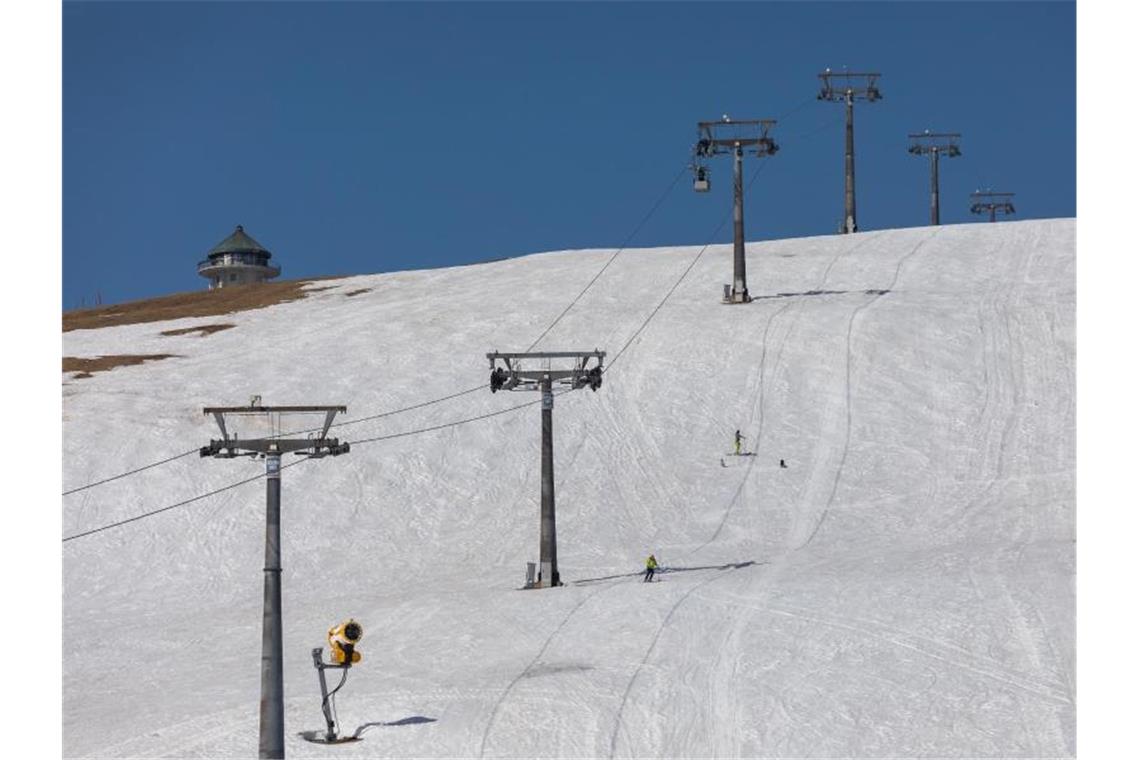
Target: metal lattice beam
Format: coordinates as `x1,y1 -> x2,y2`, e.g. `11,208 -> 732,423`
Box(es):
487,351 -> 604,392
970,190 -> 1016,222
817,69 -> 883,102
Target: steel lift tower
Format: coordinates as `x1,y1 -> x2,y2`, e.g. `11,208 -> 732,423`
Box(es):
817,69 -> 882,234
907,130 -> 962,226
201,404 -> 350,759
970,190 -> 1016,222
488,351 -> 604,588
692,117 -> 779,304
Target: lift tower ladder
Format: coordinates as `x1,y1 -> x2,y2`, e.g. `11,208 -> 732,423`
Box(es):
970,190 -> 1016,222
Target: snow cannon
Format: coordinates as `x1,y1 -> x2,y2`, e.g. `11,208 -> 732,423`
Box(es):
307,619 -> 365,745
328,619 -> 363,665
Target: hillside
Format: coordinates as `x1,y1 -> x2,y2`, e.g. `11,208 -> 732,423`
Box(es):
62,278 -> 330,333
62,220 -> 1075,758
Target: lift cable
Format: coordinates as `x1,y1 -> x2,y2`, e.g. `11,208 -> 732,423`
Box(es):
61,458 -> 307,543
347,390 -> 573,448
62,115 -> 818,541
525,164 -> 689,351
62,166 -> 689,497
60,384 -> 487,497
60,392 -> 566,543
62,164 -> 734,545
604,104 -> 835,373
62,448 -> 201,496
608,158 -> 772,372
775,95 -> 819,125
292,384 -> 486,435
60,158 -> 762,543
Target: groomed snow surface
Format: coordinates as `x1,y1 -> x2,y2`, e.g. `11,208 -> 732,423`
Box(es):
63,220 -> 1075,758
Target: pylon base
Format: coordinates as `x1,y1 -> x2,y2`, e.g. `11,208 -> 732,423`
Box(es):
300,731 -> 362,745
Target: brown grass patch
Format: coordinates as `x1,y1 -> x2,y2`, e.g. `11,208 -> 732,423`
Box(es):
160,323 -> 236,337
344,288 -> 372,297
63,278 -> 336,332
63,354 -> 179,379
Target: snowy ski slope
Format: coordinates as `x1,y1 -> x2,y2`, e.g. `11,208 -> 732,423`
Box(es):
63,219 -> 1075,758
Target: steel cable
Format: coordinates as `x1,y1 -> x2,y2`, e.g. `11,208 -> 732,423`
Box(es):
63,165 -> 689,497
61,110 -> 833,541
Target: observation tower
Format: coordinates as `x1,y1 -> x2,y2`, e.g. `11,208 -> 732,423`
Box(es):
198,225 -> 281,289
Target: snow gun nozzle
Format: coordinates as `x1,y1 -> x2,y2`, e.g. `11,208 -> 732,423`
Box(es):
328,619 -> 364,665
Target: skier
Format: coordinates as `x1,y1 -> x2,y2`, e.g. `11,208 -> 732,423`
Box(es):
643,554 -> 658,583
779,459 -> 787,469
734,429 -> 745,456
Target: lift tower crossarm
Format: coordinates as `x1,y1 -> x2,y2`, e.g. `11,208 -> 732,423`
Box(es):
487,351 -> 605,390
906,131 -> 961,143
487,350 -> 605,361
695,119 -> 778,153
817,71 -> 883,102
970,190 -> 1016,222
201,438 -> 346,456
206,405 -> 345,439
204,405 -> 348,414
202,406 -> 349,457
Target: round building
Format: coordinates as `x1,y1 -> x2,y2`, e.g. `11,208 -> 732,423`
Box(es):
198,225 -> 281,289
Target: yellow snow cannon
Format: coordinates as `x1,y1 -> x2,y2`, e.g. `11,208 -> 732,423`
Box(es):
327,619 -> 363,665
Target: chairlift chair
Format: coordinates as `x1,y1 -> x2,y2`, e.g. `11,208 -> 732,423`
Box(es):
693,165 -> 710,193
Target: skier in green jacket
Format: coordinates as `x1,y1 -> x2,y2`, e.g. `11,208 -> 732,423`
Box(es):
644,554 -> 658,582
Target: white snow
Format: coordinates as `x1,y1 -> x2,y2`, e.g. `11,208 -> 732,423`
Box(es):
63,219 -> 1075,758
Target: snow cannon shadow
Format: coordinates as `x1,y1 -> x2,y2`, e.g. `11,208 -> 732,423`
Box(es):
350,716 -> 437,738
572,560 -> 761,586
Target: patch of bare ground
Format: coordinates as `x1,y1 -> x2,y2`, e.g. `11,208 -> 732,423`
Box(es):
344,288 -> 372,297
62,278 -> 337,332
160,323 -> 236,337
63,354 -> 180,380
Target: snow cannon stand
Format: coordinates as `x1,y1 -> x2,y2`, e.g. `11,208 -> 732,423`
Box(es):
304,619 -> 364,745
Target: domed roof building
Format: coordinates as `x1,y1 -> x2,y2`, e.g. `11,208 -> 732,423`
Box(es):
198,225 -> 281,289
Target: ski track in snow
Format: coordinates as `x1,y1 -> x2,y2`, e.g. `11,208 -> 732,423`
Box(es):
477,583 -> 612,759
688,229 -> 888,558
607,562 -> 757,759
797,227 -> 941,550
63,221 -> 1075,758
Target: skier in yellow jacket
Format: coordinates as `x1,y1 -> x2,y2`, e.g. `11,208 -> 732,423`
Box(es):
644,554 -> 658,583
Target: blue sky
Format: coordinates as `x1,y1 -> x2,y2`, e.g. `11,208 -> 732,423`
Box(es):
63,1 -> 1075,307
